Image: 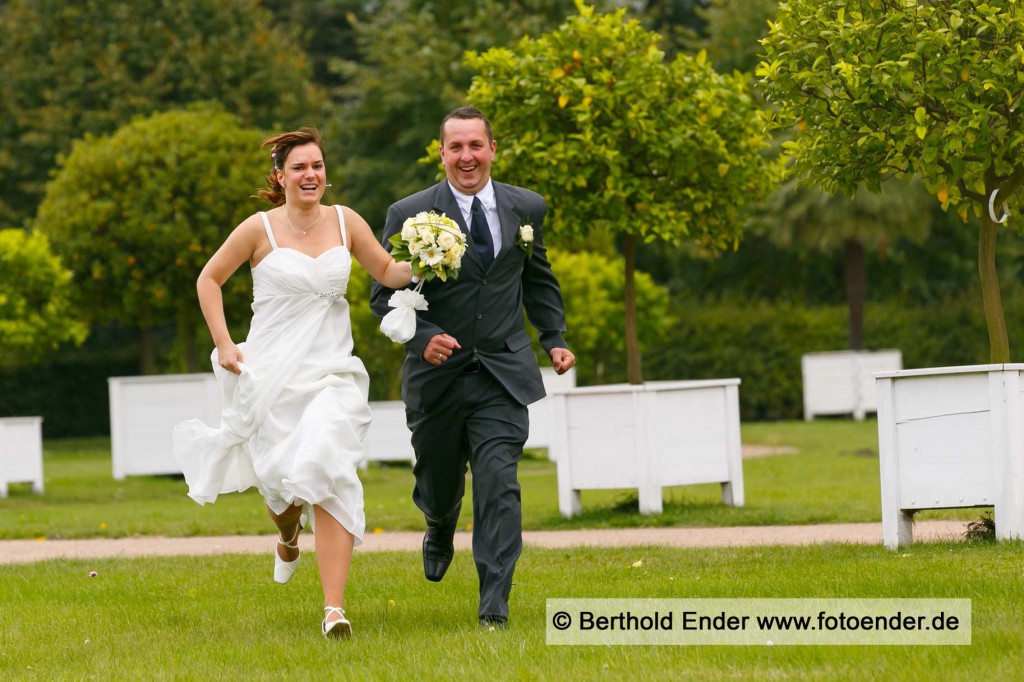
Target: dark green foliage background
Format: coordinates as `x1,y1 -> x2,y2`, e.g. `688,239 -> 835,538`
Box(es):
646,298 -> 992,422
5,294 -> 1003,436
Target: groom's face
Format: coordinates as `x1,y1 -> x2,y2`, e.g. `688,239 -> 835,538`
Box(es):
439,118 -> 496,196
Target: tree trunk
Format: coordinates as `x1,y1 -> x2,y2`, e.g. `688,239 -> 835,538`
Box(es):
843,238 -> 866,351
178,309 -> 198,372
624,232 -> 643,385
979,214 -> 1010,362
139,325 -> 158,375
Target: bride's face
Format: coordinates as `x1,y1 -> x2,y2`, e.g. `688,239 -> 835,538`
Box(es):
277,143 -> 326,204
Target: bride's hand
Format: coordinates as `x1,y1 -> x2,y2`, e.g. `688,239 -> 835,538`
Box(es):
379,258 -> 413,288
217,344 -> 244,375
396,260 -> 413,285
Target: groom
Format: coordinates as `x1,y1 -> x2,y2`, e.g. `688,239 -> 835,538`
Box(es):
370,106 -> 574,628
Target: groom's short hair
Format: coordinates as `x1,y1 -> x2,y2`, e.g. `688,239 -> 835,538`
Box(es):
440,106 -> 493,144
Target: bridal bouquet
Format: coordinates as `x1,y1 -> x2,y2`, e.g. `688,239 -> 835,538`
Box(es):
380,211 -> 467,343
389,211 -> 467,282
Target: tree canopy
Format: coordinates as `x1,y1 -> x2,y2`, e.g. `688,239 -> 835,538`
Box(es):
0,230 -> 88,366
468,1 -> 780,249
758,0 -> 1024,210
0,0 -> 320,227
34,107 -> 267,373
759,0 -> 1024,361
466,1 -> 781,381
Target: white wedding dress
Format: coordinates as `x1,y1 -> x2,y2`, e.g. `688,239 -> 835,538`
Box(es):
173,206 -> 368,544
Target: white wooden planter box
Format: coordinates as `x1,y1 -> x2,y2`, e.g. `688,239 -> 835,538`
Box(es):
361,400 -> 414,467
360,367 -> 576,467
0,416 -> 44,496
802,350 -> 902,421
876,364 -> 1024,548
109,374 -> 221,479
111,367 -> 575,476
551,379 -> 744,518
528,366 -> 576,458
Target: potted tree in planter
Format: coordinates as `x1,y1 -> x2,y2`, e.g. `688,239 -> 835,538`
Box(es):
0,229 -> 85,496
759,0 -> 1024,546
465,1 -> 782,516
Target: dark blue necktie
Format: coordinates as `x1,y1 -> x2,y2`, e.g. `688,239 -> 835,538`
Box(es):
470,196 -> 494,270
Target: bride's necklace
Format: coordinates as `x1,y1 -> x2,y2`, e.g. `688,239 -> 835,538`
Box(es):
284,206 -> 323,237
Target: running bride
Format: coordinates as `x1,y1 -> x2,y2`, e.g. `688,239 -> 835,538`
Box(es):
173,127 -> 412,639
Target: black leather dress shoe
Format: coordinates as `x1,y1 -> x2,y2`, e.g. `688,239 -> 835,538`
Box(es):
479,616 -> 508,630
422,526 -> 455,582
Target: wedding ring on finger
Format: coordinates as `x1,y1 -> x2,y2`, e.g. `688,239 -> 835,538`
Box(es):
437,353 -> 444,361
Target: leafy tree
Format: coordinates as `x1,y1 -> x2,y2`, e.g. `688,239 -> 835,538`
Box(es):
0,230 -> 88,366
759,0 -> 1024,362
0,0 -> 319,227
466,1 -> 781,383
323,0 -> 708,226
34,107 -> 266,374
536,249 -> 673,384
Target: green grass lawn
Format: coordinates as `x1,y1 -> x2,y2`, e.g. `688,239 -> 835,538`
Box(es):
0,420 -> 982,540
2,420 -> 1015,680
2,541 -> 1020,680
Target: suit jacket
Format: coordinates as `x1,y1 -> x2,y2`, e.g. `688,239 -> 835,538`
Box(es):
370,180 -> 567,412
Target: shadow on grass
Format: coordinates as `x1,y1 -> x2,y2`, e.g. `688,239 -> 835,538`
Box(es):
533,491 -> 834,531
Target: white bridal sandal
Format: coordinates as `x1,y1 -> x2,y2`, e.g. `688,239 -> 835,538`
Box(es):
322,606 -> 352,639
273,518 -> 303,585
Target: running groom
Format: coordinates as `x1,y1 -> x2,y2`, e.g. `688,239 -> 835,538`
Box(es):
370,106 -> 574,628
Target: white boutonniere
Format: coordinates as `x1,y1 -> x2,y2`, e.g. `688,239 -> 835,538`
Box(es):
516,221 -> 534,258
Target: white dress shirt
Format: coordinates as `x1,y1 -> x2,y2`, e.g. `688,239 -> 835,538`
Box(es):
449,180 -> 502,254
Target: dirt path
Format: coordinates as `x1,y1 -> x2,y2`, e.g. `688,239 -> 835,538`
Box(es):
1,520 -> 970,565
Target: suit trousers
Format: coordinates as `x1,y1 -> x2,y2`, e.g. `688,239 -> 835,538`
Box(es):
406,367 -> 529,620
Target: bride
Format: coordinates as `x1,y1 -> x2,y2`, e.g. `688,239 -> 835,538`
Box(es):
173,127 -> 411,638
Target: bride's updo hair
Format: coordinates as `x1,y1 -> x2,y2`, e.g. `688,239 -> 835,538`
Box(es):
256,127 -> 325,206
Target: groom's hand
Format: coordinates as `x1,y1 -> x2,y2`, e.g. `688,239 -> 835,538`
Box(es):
425,334 -> 461,366
551,348 -> 575,375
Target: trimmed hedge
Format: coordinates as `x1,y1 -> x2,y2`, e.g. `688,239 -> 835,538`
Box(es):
0,357 -> 136,437
644,297 -> 996,421
2,295 -> 1018,435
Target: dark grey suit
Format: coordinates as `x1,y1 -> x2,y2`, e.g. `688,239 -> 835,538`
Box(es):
370,179 -> 567,620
